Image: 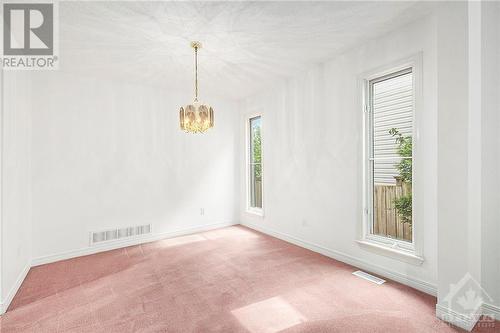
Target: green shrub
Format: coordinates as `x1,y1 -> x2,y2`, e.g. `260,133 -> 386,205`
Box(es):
388,128 -> 412,182
389,128 -> 412,225
394,193 -> 412,224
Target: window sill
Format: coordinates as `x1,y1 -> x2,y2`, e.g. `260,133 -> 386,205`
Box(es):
246,208 -> 264,217
356,239 -> 424,266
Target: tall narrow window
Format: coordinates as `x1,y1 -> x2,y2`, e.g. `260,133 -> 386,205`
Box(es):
248,116 -> 263,212
366,68 -> 414,245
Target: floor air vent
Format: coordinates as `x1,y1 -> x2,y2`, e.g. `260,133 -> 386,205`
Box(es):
90,224 -> 152,245
352,270 -> 386,285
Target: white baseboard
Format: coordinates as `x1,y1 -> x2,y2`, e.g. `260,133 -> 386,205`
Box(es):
32,221 -> 237,267
0,263 -> 30,315
483,302 -> 500,319
436,303 -> 482,332
242,222 -> 437,296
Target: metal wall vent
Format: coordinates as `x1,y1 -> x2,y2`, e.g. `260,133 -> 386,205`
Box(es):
90,224 -> 152,245
352,270 -> 386,285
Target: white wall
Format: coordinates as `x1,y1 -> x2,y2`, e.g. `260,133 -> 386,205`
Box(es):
240,15 -> 438,291
435,0 -> 470,311
1,71 -> 33,309
30,72 -> 239,260
481,0 -> 500,311
434,3 -> 500,328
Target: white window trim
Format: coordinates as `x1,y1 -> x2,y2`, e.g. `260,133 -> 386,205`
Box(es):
359,53 -> 424,265
245,113 -> 264,217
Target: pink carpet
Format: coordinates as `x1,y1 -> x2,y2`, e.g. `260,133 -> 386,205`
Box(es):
1,226 -> 498,332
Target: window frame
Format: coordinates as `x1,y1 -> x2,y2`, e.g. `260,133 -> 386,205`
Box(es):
359,54 -> 424,265
246,114 -> 264,217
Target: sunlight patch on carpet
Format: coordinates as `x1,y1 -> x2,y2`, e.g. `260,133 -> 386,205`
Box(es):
231,296 -> 307,333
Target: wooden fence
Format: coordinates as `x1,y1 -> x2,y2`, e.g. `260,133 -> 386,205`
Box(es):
373,179 -> 412,241
254,180 -> 262,208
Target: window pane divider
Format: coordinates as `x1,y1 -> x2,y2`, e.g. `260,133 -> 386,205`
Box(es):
368,157 -> 412,161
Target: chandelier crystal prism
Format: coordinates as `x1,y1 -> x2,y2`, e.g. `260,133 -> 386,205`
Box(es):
179,41 -> 214,133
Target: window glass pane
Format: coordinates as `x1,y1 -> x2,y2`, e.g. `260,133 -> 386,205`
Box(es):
372,71 -> 413,159
250,164 -> 262,208
372,158 -> 412,242
370,70 -> 413,242
250,117 -> 261,163
249,116 -> 262,209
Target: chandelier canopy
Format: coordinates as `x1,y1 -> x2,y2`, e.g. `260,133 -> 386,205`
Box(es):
179,42 -> 214,133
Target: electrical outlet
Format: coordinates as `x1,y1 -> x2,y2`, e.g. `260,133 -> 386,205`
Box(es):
301,219 -> 308,227
200,208 -> 205,216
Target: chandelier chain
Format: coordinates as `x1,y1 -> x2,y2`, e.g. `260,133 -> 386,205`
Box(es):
179,41 -> 213,133
194,45 -> 198,102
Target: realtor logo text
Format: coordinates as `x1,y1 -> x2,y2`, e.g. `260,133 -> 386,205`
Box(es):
2,2 -> 58,70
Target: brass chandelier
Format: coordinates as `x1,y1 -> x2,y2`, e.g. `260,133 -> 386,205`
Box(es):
179,41 -> 214,133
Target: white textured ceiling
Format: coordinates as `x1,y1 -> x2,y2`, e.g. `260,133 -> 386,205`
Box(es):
59,1 -> 433,100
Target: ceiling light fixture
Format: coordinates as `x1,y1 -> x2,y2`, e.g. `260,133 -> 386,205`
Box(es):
179,41 -> 214,133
